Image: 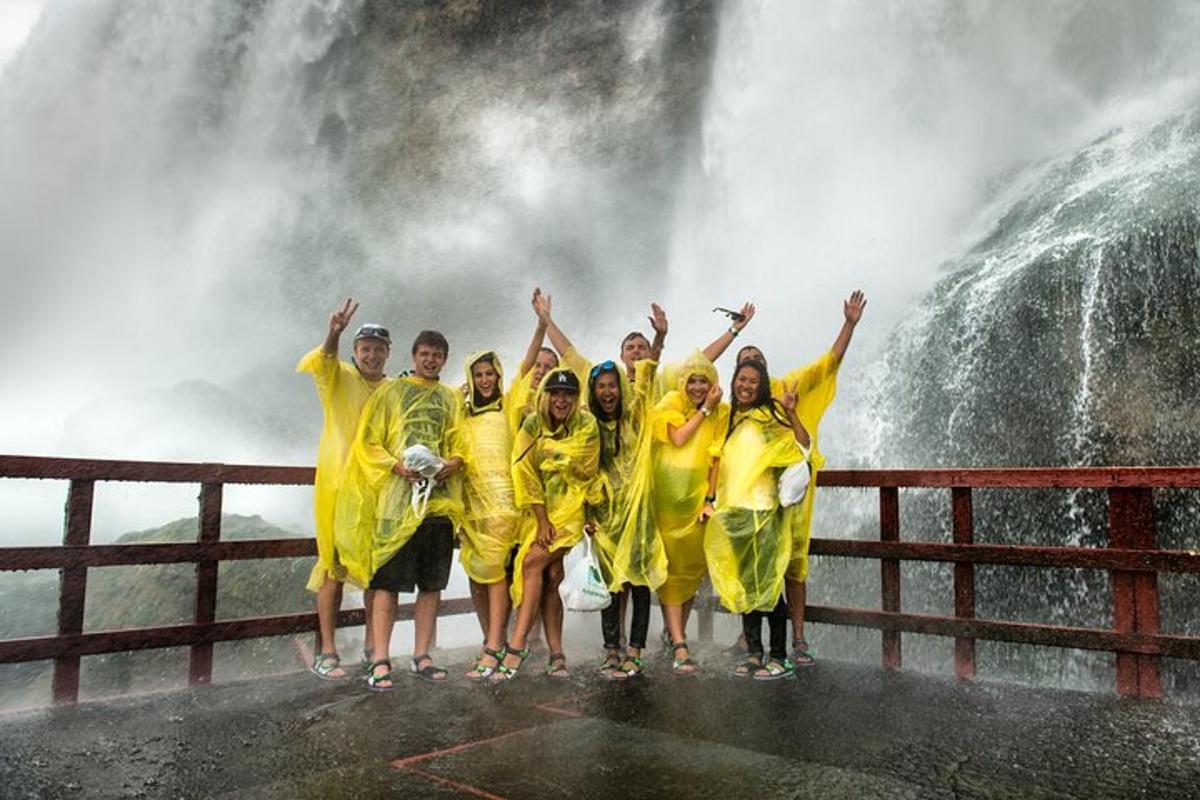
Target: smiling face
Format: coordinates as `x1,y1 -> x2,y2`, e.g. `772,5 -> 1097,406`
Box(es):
733,364 -> 762,409
471,359 -> 499,401
412,344 -> 446,380
685,373 -> 711,407
353,338 -> 389,381
592,371 -> 621,418
547,388 -> 577,426
532,348 -> 558,387
620,333 -> 651,373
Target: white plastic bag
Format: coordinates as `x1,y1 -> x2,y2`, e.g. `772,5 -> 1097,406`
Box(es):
778,460 -> 812,508
558,536 -> 611,612
403,444 -> 444,518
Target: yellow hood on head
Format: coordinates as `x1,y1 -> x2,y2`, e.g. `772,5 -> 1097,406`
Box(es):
464,349 -> 504,415
675,350 -> 719,395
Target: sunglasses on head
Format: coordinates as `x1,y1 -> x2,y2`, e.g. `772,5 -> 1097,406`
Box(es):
589,360 -> 618,379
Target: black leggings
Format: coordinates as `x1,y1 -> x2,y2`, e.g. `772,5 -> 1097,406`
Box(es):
601,585 -> 651,650
742,596 -> 789,661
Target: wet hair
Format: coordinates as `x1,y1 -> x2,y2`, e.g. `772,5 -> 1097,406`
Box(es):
411,330 -> 449,356
588,363 -> 624,468
470,353 -> 501,411
737,345 -> 766,367
727,359 -> 790,438
621,331 -> 651,350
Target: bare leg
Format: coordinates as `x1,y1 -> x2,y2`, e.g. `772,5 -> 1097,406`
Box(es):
369,590 -> 398,688
663,603 -> 687,645
413,590 -> 440,658
468,578 -> 490,643
313,577 -> 347,678
363,589 -> 375,659
498,546 -> 564,674
542,562 -> 566,660
485,582 -> 509,652
785,579 -> 806,643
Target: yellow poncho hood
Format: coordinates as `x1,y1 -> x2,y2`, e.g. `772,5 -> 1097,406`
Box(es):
464,349 -> 505,416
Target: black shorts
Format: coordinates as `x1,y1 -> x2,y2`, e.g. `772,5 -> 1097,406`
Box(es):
369,516 -> 455,593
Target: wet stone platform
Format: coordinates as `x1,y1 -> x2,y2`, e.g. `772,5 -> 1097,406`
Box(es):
2,643 -> 1198,799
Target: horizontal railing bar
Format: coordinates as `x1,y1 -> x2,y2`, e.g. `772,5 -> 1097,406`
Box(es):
809,539 -> 1200,573
0,455 -> 313,485
0,539 -> 317,571
802,606 -> 1200,659
820,467 -> 1200,489
0,598 -> 476,664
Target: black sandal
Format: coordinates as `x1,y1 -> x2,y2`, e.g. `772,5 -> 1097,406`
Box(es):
410,654 -> 449,683
467,646 -> 506,681
365,659 -> 394,692
732,654 -> 763,678
671,641 -> 697,674
492,645 -> 532,682
546,652 -> 571,678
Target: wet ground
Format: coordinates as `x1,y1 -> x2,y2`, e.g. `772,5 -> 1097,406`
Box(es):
2,642 -> 1198,799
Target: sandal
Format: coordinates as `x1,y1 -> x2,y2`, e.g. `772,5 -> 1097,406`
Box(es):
411,654 -> 449,683
791,639 -> 815,667
614,654 -> 643,679
671,641 -> 697,675
753,658 -> 795,682
467,646 -> 506,680
598,648 -> 622,677
732,654 -> 763,678
365,659 -> 394,692
311,652 -> 347,681
491,645 -> 532,683
546,652 -> 571,679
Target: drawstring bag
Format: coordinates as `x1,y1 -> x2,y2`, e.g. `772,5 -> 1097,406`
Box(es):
559,536 -> 611,612
778,448 -> 812,508
403,444 -> 444,518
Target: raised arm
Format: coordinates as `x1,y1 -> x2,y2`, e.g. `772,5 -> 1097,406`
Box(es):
830,290 -> 866,364
648,303 -> 668,361
538,291 -> 575,358
701,302 -> 755,363
518,288 -> 552,377
779,383 -> 812,449
667,384 -> 722,447
322,297 -> 359,356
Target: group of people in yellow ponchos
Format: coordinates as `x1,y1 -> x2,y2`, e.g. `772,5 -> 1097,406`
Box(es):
298,287 -> 866,689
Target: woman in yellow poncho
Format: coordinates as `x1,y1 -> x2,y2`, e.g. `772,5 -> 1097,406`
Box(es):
585,357 -> 666,679
731,290 -> 866,666
458,351 -> 521,680
296,299 -> 389,680
494,367 -> 601,681
703,358 -> 811,681
650,351 -> 729,674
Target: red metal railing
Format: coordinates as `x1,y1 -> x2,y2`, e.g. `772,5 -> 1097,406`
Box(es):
0,456 -> 474,704
808,468 -> 1200,698
3,457 -> 1200,703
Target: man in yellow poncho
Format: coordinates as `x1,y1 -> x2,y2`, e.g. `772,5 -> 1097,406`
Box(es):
296,298 -> 389,681
650,350 -> 728,673
732,290 -> 867,667
494,368 -> 601,681
334,330 -> 465,691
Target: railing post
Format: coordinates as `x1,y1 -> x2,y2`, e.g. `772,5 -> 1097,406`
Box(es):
53,479 -> 94,704
880,486 -> 901,670
190,483 -> 222,686
952,487 -> 976,681
1108,487 -> 1161,698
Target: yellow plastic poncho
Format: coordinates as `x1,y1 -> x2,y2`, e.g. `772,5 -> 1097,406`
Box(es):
650,351 -> 730,605
704,404 -> 806,613
508,368 -> 602,607
333,376 -> 464,588
772,352 -> 839,582
458,351 -> 520,585
505,367 -> 540,439
561,345 -> 678,407
296,348 -> 386,592
587,359 -> 667,592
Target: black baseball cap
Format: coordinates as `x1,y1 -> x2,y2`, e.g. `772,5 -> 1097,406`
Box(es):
353,324 -> 391,345
544,370 -> 580,393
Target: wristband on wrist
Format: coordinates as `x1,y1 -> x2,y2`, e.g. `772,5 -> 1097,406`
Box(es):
699,406 -> 712,417
729,326 -> 739,337
704,495 -> 716,504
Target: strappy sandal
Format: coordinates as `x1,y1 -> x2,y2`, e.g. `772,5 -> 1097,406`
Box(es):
753,658 -> 795,681
491,645 -> 532,683
671,641 -> 697,675
614,654 -> 643,679
791,639 -> 816,667
311,652 -> 347,680
467,646 -> 506,681
411,654 -> 449,683
546,652 -> 571,679
365,659 -> 394,692
598,648 -> 622,677
732,654 -> 763,678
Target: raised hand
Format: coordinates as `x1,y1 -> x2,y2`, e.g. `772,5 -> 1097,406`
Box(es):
844,290 -> 867,325
532,287 -> 553,325
329,297 -> 359,335
780,381 -> 798,415
649,302 -> 669,336
733,301 -> 756,332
